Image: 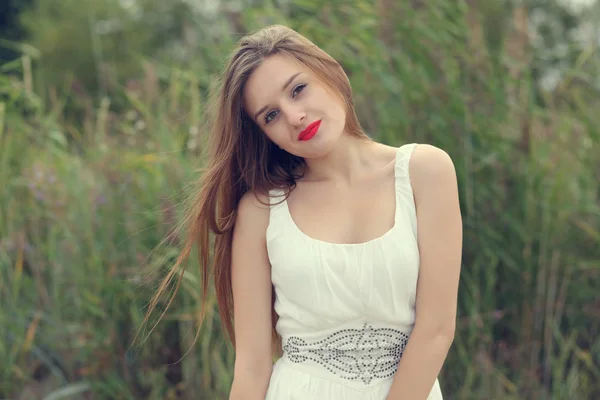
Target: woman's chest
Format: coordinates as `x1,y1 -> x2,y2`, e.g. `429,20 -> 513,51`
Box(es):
286,172 -> 397,245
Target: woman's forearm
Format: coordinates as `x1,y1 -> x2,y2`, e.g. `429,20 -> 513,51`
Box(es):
229,368 -> 272,400
386,329 -> 453,400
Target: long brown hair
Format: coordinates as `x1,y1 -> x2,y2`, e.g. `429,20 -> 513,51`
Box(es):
141,24 -> 370,352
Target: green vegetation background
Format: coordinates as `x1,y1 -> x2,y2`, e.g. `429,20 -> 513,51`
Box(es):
1,0 -> 599,398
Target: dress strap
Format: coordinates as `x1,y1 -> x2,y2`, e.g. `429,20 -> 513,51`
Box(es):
394,143 -> 418,176
268,188 -> 286,204
394,143 -> 419,234
266,187 -> 293,248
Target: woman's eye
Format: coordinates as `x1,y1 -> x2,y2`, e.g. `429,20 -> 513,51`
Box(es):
263,84 -> 306,124
292,83 -> 307,97
265,110 -> 278,124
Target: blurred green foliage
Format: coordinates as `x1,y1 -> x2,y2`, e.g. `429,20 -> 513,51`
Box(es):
0,0 -> 35,63
1,0 -> 599,399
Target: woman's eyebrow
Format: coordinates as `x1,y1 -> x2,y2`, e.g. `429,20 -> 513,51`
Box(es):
253,72 -> 302,120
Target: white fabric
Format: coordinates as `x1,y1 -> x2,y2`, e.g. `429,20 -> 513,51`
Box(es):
264,143 -> 443,399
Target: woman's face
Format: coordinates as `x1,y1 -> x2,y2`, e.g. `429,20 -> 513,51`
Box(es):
242,54 -> 347,159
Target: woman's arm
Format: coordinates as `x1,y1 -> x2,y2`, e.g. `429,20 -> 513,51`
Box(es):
229,191 -> 274,400
386,144 -> 463,400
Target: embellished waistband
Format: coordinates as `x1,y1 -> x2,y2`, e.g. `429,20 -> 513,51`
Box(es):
281,323 -> 410,386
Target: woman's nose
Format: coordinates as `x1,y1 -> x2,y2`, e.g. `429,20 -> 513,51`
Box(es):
285,106 -> 306,126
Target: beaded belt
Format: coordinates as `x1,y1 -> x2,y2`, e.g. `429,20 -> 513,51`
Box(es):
282,323 -> 409,385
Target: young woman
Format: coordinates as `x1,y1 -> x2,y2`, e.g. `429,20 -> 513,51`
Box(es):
147,24 -> 462,400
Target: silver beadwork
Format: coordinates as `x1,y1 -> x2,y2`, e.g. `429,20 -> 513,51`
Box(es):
283,323 -> 409,384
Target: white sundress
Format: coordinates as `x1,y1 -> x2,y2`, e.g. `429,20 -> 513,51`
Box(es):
264,143 -> 443,400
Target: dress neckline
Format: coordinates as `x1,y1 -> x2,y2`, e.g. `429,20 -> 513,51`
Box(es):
281,146 -> 401,247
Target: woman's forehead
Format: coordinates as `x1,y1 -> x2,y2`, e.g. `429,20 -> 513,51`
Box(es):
243,55 -> 310,110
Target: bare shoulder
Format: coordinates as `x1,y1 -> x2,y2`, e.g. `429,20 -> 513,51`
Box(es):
236,190 -> 271,229
232,190 -> 272,259
408,144 -> 458,203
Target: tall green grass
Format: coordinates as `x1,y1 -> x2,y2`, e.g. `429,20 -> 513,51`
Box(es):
1,1 -> 599,399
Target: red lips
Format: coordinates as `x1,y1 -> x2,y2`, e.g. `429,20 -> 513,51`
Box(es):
298,120 -> 321,141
